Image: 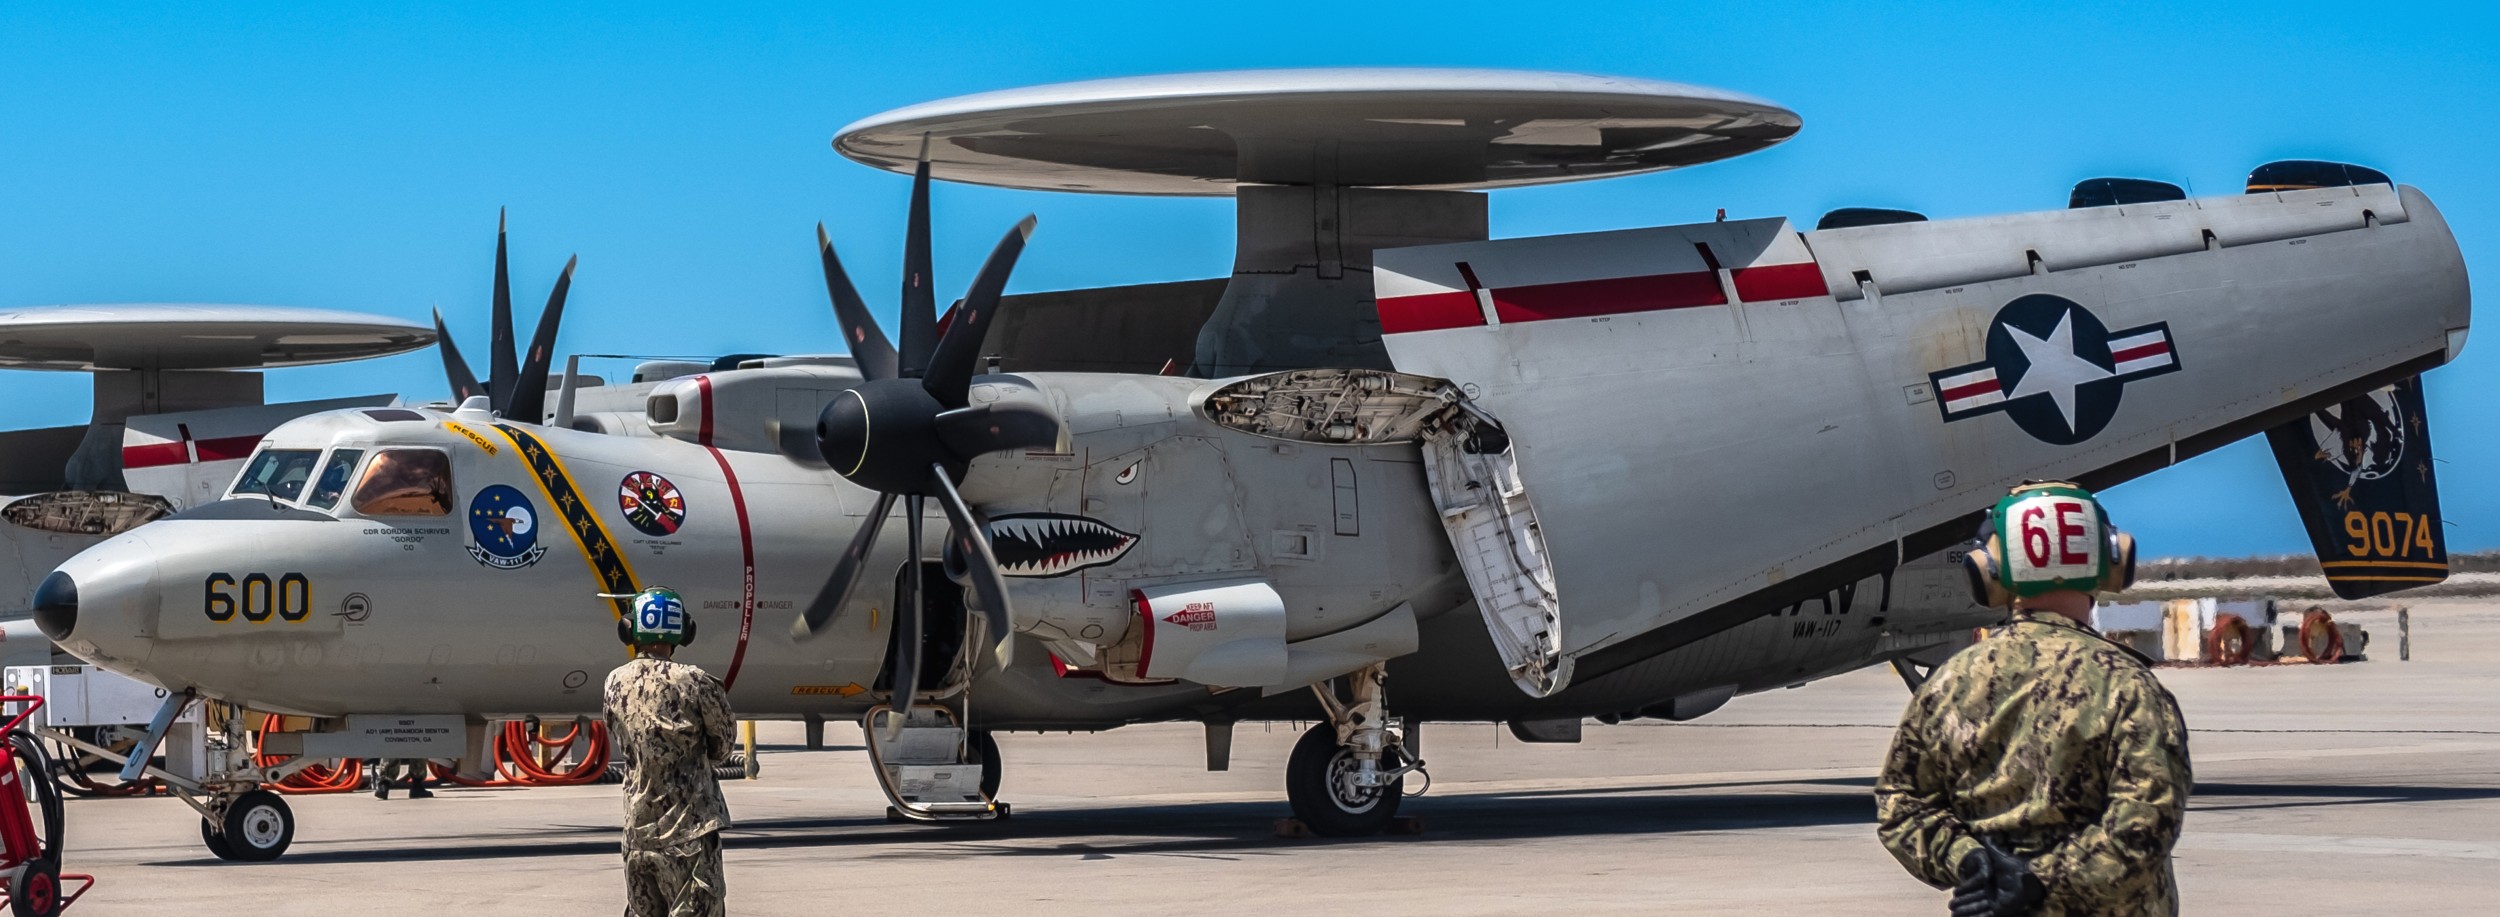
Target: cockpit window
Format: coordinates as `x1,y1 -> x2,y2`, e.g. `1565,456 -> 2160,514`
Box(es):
232,449 -> 322,502
349,449 -> 453,516
305,449 -> 366,510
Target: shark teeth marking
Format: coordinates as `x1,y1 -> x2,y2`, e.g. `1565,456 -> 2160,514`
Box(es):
986,513 -> 1139,578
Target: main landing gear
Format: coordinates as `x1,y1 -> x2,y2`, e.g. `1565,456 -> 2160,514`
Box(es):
1284,663 -> 1424,837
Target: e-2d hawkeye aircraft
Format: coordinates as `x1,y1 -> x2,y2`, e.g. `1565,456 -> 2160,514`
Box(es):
30,70 -> 2471,860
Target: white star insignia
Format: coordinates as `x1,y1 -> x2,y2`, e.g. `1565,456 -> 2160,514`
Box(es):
2004,309 -> 2112,433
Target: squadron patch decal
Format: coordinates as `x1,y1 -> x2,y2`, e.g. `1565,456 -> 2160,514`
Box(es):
1928,294 -> 2179,445
466,485 -> 546,569
491,425 -> 641,619
988,513 -> 1139,577
618,471 -> 687,538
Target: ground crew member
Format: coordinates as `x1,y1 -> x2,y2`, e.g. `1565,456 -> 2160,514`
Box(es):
370,758 -> 433,799
603,586 -> 734,917
1875,482 -> 2192,916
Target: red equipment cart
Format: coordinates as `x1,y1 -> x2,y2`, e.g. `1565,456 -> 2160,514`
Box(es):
0,696 -> 90,915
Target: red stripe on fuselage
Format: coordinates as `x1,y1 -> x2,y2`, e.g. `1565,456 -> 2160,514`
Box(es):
701,444 -> 758,690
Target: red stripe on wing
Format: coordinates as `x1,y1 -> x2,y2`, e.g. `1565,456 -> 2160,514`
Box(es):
1376,291 -> 1486,333
1731,262 -> 1830,302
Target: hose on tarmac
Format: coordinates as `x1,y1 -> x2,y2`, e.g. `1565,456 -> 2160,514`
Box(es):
252,714 -> 366,794
429,719 -> 612,788
2300,608 -> 2348,663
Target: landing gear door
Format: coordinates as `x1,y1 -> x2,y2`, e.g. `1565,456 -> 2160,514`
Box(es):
1420,423 -> 1570,697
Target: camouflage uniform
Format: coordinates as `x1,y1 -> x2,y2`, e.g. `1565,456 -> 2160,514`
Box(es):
1876,610 -> 2193,916
604,656 -> 736,917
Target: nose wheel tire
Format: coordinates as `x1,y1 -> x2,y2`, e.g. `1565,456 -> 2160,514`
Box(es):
204,789 -> 295,862
9,856 -> 59,917
1284,722 -> 1402,837
198,818 -> 237,860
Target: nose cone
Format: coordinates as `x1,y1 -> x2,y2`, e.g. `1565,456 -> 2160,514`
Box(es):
44,532 -> 161,671
32,571 -> 75,641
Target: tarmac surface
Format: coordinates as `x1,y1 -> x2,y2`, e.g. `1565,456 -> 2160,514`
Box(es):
55,601 -> 2500,915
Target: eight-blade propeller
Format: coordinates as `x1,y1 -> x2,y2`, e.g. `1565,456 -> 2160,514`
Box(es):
433,209 -> 577,422
791,151 -> 1058,733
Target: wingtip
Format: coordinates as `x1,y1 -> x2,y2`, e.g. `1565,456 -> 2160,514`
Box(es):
561,254 -> 580,274
498,207 -> 507,232
1014,214 -> 1038,238
816,222 -> 831,247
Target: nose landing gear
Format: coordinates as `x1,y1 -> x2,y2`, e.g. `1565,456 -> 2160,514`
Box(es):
1284,663 -> 1424,837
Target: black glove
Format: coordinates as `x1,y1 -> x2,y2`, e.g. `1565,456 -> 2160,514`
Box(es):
1948,847 -> 1995,917
1975,839 -> 2047,916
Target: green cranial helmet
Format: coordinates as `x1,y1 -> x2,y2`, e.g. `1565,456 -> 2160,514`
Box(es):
615,586 -> 697,647
1964,481 -> 2138,605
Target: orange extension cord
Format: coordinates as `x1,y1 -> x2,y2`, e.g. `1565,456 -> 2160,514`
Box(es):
252,714 -> 365,794
427,719 -> 611,788
248,716 -> 612,793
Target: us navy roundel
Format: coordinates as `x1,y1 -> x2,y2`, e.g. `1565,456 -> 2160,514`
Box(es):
1928,294 -> 2180,445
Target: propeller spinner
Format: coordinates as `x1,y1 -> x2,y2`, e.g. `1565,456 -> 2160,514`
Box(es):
791,153 -> 1058,734
432,209 -> 577,422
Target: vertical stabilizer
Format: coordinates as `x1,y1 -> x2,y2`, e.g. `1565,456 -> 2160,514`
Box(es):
2264,376 -> 2447,598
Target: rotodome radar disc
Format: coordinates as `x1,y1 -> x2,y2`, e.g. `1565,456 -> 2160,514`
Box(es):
0,304 -> 435,371
836,68 -> 1801,196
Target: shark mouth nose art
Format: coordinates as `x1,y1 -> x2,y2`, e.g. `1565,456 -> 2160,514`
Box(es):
987,513 -> 1138,577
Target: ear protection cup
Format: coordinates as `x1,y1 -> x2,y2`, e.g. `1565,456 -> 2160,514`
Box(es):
1961,538 -> 2015,608
1960,513 -> 2015,608
2098,531 -> 2137,593
617,620 -> 634,646
677,618 -> 697,646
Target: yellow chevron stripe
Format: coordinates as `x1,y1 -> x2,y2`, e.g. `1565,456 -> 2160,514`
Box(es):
489,424 -> 641,621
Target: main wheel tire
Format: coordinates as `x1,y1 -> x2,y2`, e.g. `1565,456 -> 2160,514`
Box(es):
971,729 -> 1003,800
218,789 -> 295,862
1284,722 -> 1402,837
8,856 -> 59,917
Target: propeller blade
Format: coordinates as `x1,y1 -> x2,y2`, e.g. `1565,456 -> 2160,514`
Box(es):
934,403 -> 1063,458
504,255 -> 576,424
489,208 -> 518,411
896,139 -> 937,378
791,491 -> 896,640
817,224 -> 899,383
885,495 -> 926,739
929,466 -> 1014,666
922,216 -> 1037,408
431,309 -> 486,403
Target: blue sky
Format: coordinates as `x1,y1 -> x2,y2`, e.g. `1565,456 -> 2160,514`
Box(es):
0,2 -> 2493,557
